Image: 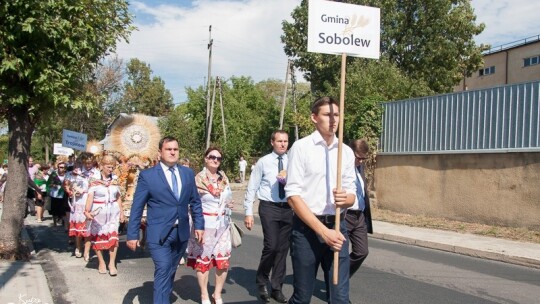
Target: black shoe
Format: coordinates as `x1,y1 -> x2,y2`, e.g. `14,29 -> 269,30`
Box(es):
258,285 -> 270,303
271,290 -> 287,303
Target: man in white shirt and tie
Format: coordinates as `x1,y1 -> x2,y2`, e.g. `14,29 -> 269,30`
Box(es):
244,130 -> 291,303
285,96 -> 357,304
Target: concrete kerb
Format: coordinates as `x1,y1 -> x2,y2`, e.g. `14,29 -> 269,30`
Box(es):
371,232 -> 540,270
0,224 -> 54,304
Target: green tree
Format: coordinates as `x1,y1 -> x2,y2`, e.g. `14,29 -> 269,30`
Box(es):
378,0 -> 487,92
0,135 -> 7,165
161,76 -> 283,178
219,76 -> 280,177
281,0 -> 341,94
326,58 -> 433,142
281,0 -> 487,93
0,0 -> 132,259
31,57 -> 126,164
159,97 -> 205,170
97,56 -> 125,125
109,58 -> 174,117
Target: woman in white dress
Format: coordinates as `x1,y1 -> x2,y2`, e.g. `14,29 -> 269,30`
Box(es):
64,152 -> 100,260
84,155 -> 124,276
187,147 -> 234,304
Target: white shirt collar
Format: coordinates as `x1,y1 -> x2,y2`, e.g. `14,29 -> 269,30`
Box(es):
160,161 -> 176,172
311,130 -> 338,148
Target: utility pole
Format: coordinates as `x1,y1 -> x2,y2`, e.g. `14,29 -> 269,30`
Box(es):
279,60 -> 291,130
290,64 -> 299,141
205,25 -> 213,137
218,78 -> 227,144
206,76 -> 218,150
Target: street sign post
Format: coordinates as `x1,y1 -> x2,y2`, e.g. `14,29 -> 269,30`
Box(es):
62,129 -> 87,151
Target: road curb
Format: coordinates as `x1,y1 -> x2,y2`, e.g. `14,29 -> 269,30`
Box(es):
371,232 -> 540,270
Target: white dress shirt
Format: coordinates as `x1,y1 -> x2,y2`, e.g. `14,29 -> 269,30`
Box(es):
285,131 -> 356,215
159,162 -> 182,198
243,151 -> 288,216
349,167 -> 365,211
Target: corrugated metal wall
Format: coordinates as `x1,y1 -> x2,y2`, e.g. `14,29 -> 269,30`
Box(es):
380,81 -> 540,154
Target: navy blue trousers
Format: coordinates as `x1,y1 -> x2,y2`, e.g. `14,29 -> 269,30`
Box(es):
288,216 -> 350,304
147,227 -> 187,304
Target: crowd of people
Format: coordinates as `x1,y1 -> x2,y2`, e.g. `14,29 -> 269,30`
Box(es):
17,96 -> 372,304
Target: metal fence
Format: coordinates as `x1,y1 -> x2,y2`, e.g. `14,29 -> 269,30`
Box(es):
380,81 -> 540,154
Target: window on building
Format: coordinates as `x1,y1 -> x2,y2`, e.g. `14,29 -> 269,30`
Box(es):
479,66 -> 496,76
524,55 -> 540,67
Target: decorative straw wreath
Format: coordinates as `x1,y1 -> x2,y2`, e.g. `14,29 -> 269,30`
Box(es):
109,114 -> 160,160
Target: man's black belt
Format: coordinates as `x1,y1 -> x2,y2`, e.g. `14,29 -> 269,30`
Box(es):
316,213 -> 346,224
347,209 -> 364,216
261,200 -> 290,208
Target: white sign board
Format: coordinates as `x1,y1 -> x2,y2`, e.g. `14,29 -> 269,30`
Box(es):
307,0 -> 380,58
53,143 -> 74,156
62,129 -> 87,151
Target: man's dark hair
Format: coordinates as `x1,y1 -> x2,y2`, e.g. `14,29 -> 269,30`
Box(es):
79,152 -> 95,162
159,136 -> 178,150
349,139 -> 370,155
271,130 -> 288,141
311,96 -> 339,114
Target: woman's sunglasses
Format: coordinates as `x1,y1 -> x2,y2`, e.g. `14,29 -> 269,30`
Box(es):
206,155 -> 223,162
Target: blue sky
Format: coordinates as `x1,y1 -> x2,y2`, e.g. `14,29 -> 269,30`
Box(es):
114,0 -> 540,105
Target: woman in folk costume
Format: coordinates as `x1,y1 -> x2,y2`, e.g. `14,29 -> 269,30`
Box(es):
84,155 -> 125,276
187,147 -> 235,304
63,152 -> 100,260
33,164 -> 50,223
48,160 -> 70,228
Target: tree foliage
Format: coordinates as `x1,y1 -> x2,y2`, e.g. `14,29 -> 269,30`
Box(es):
0,0 -> 132,259
377,0 -> 487,92
31,58 -> 125,164
110,58 -> 174,117
326,58 -> 433,142
160,76 -> 285,177
281,0 -> 487,93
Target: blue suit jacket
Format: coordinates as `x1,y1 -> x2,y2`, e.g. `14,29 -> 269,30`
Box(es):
127,163 -> 204,245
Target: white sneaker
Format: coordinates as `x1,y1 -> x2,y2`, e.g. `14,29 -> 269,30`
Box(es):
179,257 -> 185,265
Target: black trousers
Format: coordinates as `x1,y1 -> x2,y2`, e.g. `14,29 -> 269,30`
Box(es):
256,200 -> 293,291
345,211 -> 369,277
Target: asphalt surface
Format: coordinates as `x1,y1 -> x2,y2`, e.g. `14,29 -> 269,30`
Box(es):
1,185 -> 540,303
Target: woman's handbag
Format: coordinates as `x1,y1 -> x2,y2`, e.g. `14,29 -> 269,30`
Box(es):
230,221 -> 244,248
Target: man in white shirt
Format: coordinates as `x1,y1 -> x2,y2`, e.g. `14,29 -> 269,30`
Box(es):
244,130 -> 291,303
238,156 -> 247,183
285,96 -> 356,304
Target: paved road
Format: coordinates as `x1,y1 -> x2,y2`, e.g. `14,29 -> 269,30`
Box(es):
26,190 -> 540,304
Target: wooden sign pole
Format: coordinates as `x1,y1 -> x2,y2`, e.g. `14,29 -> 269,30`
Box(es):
333,52 -> 347,285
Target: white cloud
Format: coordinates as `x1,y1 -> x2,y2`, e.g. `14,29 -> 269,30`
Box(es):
114,0 -> 540,104
471,0 -> 540,47
115,0 -> 301,104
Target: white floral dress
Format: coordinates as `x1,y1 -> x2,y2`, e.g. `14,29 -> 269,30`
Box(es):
187,176 -> 232,273
67,168 -> 100,237
87,176 -> 122,250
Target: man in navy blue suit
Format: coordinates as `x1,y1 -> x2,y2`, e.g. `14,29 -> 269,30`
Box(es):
127,136 -> 204,304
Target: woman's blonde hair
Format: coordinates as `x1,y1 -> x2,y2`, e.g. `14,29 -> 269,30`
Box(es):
100,155 -> 117,166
